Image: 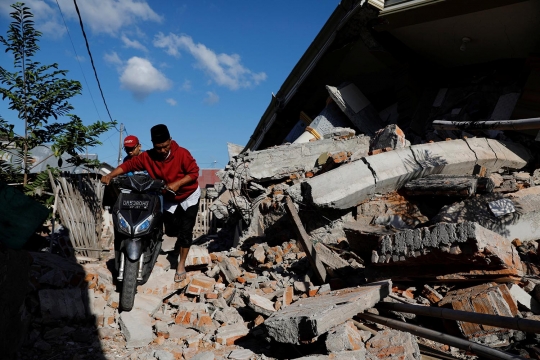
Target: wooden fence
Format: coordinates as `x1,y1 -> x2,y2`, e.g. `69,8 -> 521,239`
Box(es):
48,172 -> 106,259
193,197 -> 217,239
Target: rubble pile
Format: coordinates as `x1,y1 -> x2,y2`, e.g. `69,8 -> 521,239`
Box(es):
8,6 -> 540,359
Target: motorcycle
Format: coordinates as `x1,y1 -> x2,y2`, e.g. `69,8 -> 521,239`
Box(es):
109,173 -> 172,311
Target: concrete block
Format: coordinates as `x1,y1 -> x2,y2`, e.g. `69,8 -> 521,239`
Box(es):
119,309 -> 153,348
508,283 -> 540,314
325,321 -> 365,353
168,325 -> 199,342
186,246 -> 212,267
365,329 -> 420,360
370,124 -> 409,151
265,280 -> 390,344
215,323 -> 249,346
248,293 -> 277,317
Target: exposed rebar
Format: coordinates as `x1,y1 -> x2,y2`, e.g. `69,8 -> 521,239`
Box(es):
376,302 -> 540,334
356,312 -> 526,360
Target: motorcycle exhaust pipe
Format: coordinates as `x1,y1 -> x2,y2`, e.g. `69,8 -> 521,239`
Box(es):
118,252 -> 125,281
137,254 -> 144,281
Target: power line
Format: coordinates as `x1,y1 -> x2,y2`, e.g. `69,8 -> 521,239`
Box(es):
54,0 -> 102,123
72,0 -> 116,128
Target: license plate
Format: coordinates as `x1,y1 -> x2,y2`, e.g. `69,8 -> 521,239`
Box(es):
122,200 -> 150,210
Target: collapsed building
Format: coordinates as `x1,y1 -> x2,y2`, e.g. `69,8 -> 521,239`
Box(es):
5,0 -> 540,359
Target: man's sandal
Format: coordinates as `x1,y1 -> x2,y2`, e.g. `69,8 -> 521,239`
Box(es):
174,271 -> 186,283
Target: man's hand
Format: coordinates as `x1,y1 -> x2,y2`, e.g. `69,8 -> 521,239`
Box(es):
101,175 -> 112,185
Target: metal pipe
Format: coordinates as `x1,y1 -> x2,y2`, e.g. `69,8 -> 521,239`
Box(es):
376,302 -> 540,334
356,312 -> 526,360
432,117 -> 540,131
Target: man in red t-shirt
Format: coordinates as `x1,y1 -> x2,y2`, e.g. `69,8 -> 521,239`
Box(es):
101,124 -> 200,283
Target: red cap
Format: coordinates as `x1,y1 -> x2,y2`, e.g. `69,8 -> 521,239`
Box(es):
124,135 -> 139,147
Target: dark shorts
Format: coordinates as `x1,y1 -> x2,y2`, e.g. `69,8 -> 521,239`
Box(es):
163,199 -> 200,249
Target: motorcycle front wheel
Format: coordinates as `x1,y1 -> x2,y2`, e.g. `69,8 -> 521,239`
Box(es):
120,256 -> 139,311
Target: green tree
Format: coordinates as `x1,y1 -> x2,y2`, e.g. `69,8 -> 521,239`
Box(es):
0,2 -> 116,189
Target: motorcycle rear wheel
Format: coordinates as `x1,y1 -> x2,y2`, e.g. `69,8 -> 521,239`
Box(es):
120,256 -> 139,311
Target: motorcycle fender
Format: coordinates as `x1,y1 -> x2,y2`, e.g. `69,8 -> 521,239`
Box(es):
124,238 -> 142,261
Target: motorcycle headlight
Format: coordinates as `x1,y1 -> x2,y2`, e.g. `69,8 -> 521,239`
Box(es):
134,215 -> 153,235
118,213 -> 131,234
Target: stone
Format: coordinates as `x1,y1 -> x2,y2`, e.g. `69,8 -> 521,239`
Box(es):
265,280 -> 390,344
365,329 -> 420,359
325,321 -> 365,353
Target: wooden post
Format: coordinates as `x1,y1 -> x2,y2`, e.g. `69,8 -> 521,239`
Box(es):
284,196 -> 327,284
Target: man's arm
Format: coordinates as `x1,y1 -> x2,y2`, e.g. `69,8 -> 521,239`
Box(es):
100,166 -> 126,185
167,174 -> 195,193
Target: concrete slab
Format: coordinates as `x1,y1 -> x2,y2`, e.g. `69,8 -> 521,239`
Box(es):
245,135 -> 370,182
133,293 -> 163,316
265,280 -> 391,344
119,308 -> 153,348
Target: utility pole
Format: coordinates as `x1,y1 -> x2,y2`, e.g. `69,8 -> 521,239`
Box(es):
118,123 -> 124,166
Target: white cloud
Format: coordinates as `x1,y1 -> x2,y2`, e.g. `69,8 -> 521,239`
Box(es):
104,51 -> 123,66
204,91 -> 219,105
120,56 -> 172,100
166,98 -> 177,106
153,32 -> 267,90
75,55 -> 85,62
1,0 -> 161,37
121,34 -> 148,52
181,80 -> 192,91
56,0 -> 162,35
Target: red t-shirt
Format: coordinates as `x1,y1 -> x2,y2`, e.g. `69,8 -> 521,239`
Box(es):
119,140 -> 199,202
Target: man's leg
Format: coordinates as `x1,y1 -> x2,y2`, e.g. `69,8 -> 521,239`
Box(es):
174,200 -> 199,282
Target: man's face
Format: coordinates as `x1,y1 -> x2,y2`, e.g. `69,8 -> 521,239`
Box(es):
124,144 -> 141,157
153,138 -> 171,160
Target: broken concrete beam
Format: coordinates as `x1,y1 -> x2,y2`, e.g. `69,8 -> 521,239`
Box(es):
435,186 -> 540,243
372,222 -> 522,275
327,83 -> 385,136
365,329 -> 421,360
438,283 -> 518,346
402,175 -> 478,197
119,309 -> 154,348
295,138 -> 529,210
244,134 -> 370,182
284,196 -> 327,284
265,280 -> 390,344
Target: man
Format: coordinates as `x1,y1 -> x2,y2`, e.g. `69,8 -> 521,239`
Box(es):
123,135 -> 142,162
101,124 -> 200,283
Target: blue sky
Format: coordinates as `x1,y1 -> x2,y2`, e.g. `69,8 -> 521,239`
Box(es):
0,0 -> 338,169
